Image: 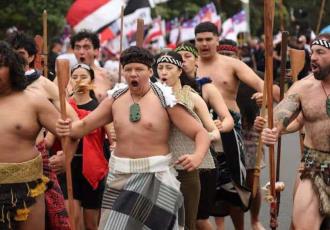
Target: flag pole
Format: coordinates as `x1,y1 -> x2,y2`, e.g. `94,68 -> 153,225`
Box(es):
118,6 -> 124,83
56,59 -> 76,230
43,10 -> 48,79
264,0 -> 277,229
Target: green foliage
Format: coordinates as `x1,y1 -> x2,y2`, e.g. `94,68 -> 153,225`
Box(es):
0,0 -> 73,39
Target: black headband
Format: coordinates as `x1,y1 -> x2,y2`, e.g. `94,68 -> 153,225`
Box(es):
175,45 -> 198,57
311,39 -> 330,49
156,55 -> 183,68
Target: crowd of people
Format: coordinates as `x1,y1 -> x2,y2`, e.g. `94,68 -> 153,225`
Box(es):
0,19 -> 329,230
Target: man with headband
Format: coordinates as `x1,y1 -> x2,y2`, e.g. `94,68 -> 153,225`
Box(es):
194,21 -> 265,230
56,46 -> 210,230
262,33 -> 330,230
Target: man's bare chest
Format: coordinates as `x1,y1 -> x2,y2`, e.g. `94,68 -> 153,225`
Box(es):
0,102 -> 39,137
112,95 -> 168,134
302,93 -> 329,122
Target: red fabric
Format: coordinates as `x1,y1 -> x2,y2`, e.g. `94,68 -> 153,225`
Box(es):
69,99 -> 108,190
100,27 -> 116,43
36,140 -> 70,230
66,0 -> 110,27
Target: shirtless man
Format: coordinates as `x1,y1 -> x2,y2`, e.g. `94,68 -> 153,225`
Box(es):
195,22 -> 264,113
6,32 -> 78,139
195,22 -> 265,230
70,30 -> 113,102
6,32 -> 76,229
0,41 -> 60,230
262,33 -> 330,230
57,46 -> 210,230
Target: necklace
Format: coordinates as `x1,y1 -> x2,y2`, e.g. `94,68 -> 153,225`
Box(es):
321,82 -> 330,117
129,87 -> 151,122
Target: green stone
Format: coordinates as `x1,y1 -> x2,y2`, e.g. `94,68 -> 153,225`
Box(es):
327,97 -> 330,117
129,103 -> 141,122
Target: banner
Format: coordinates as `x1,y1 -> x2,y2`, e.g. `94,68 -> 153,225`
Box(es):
67,0 -> 124,32
221,10 -> 248,41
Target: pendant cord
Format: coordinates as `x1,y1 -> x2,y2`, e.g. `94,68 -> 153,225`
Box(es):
321,82 -> 330,98
130,86 -> 152,104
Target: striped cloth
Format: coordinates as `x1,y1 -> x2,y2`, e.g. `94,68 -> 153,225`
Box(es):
99,154 -> 184,230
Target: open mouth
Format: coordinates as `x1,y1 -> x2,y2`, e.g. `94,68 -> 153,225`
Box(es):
160,78 -> 167,83
131,80 -> 139,87
311,63 -> 319,72
80,57 -> 85,63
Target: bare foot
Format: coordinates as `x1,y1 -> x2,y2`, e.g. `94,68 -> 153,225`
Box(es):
252,221 -> 266,230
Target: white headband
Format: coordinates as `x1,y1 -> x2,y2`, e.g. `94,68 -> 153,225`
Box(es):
156,55 -> 183,68
311,39 -> 330,49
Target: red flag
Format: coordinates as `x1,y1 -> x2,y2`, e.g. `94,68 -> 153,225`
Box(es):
66,0 -> 123,32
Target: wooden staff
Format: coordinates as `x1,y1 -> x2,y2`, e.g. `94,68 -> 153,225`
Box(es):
289,48 -> 306,155
316,0 -> 326,34
252,73 -> 267,198
136,19 -> 144,47
276,30 -> 289,216
264,0 -> 277,229
289,49 -> 305,82
56,59 -> 76,230
118,6 -> 124,83
34,35 -> 43,71
43,10 -> 48,78
279,0 -> 285,31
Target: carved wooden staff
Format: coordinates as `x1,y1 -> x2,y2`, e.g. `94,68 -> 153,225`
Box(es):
34,35 -> 43,72
252,76 -> 267,198
43,10 -> 48,79
118,6 -> 124,83
56,59 -> 76,230
276,31 -> 289,216
289,48 -> 306,155
264,0 -> 277,229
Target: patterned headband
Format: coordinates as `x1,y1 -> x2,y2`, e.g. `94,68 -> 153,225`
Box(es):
311,39 -> 330,49
156,55 -> 183,68
218,44 -> 238,53
175,45 -> 198,57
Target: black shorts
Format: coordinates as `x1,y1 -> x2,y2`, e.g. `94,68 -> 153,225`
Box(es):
58,156 -> 106,209
197,168 -> 217,220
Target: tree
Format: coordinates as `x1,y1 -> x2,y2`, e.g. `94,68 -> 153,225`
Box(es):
0,0 -> 73,39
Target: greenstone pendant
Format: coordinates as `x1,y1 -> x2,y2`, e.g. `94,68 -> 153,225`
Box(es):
327,97 -> 330,117
130,103 -> 141,122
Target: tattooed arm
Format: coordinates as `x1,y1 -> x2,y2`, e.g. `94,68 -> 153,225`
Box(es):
273,93 -> 301,133
262,82 -> 303,145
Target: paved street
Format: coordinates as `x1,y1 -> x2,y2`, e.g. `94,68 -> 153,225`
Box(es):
212,133 -> 301,229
